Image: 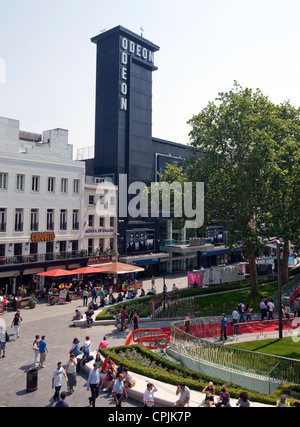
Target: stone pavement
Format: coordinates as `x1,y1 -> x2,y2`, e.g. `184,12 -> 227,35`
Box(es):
0,273 -> 277,407
0,273 -> 188,408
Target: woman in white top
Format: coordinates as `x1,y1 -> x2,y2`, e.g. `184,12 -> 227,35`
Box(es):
66,353 -> 77,394
143,382 -> 158,407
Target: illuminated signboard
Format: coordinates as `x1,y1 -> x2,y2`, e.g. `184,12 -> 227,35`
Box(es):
31,232 -> 56,243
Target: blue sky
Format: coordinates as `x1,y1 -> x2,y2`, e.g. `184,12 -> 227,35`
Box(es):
1,0 -> 300,157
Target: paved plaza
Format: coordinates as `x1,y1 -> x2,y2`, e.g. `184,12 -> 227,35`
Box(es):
0,274 -> 188,408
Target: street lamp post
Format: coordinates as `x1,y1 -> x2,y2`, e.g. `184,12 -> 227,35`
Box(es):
163,275 -> 166,316
276,239 -> 283,340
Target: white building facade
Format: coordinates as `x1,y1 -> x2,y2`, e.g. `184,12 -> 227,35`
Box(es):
0,117 -> 87,294
83,177 -> 118,258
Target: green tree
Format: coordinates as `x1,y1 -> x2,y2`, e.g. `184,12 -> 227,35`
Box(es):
187,82 -> 280,297
259,102 -> 300,285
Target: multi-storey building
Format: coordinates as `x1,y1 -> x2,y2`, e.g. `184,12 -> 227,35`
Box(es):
0,116 -> 87,294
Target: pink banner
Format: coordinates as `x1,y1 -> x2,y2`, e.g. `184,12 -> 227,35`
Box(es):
290,286 -> 300,305
188,273 -> 203,286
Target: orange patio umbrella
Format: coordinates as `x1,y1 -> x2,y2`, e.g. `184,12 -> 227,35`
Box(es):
36,269 -> 74,277
70,266 -> 104,275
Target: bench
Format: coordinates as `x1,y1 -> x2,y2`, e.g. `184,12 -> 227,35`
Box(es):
80,351 -> 272,408
80,351 -> 205,407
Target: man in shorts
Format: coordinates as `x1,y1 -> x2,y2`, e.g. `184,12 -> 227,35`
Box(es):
39,335 -> 48,368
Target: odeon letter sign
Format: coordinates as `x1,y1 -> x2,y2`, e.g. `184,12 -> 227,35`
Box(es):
120,36 -> 154,111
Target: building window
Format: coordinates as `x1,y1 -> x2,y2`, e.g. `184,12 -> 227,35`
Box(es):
61,178 -> 68,194
48,177 -> 55,193
0,173 -> 8,190
99,239 -> 104,253
14,243 -> 22,256
0,209 -> 6,232
71,240 -> 79,251
47,209 -> 54,230
46,241 -> 54,260
99,216 -> 104,227
72,210 -> 79,230
60,209 -> 67,230
16,174 -> 25,191
30,242 -> 38,255
110,238 -> 115,251
88,239 -> 94,255
73,179 -> 80,194
59,241 -> 67,253
110,217 -> 114,227
30,209 -> 39,231
0,244 -> 5,257
88,215 -> 94,227
89,195 -> 95,205
15,209 -> 23,232
32,176 -> 40,192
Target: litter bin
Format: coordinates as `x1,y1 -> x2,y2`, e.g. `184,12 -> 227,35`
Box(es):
26,368 -> 38,392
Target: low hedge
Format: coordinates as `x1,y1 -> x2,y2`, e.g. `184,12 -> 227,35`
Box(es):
99,344 -> 300,406
95,295 -> 155,321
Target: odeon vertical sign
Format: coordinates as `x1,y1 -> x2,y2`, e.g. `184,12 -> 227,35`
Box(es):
119,36 -> 155,111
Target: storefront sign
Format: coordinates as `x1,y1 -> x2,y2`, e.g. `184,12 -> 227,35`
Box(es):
120,36 -> 155,111
87,255 -> 112,265
58,289 -> 68,305
85,229 -> 114,234
31,232 -> 56,243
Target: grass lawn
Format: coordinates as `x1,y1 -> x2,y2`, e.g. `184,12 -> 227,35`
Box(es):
227,337 -> 300,360
195,282 -> 278,317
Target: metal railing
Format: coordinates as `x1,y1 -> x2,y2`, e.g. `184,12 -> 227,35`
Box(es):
0,250 -> 88,266
170,318 -> 300,385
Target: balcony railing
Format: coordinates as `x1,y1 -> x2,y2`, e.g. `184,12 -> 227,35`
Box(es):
0,250 -> 88,266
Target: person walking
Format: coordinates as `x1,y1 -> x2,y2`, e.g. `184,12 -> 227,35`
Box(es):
267,299 -> 275,320
220,314 -> 227,341
112,373 -> 128,407
11,309 -> 22,340
232,308 -> 240,334
39,335 -> 48,368
32,334 -> 40,366
246,304 -> 253,321
82,287 -> 88,306
0,325 -> 7,358
260,299 -> 267,321
52,361 -> 68,403
86,363 -> 100,407
55,391 -> 69,407
184,313 -> 191,334
238,301 -> 245,323
120,307 -> 127,332
65,353 -> 77,395
131,310 -> 139,330
91,288 -> 97,303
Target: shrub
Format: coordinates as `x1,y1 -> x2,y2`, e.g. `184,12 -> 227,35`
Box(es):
99,344 -> 289,405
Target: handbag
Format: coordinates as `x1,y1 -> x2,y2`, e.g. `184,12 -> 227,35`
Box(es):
33,343 -> 39,351
128,380 -> 136,388
5,331 -> 9,343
